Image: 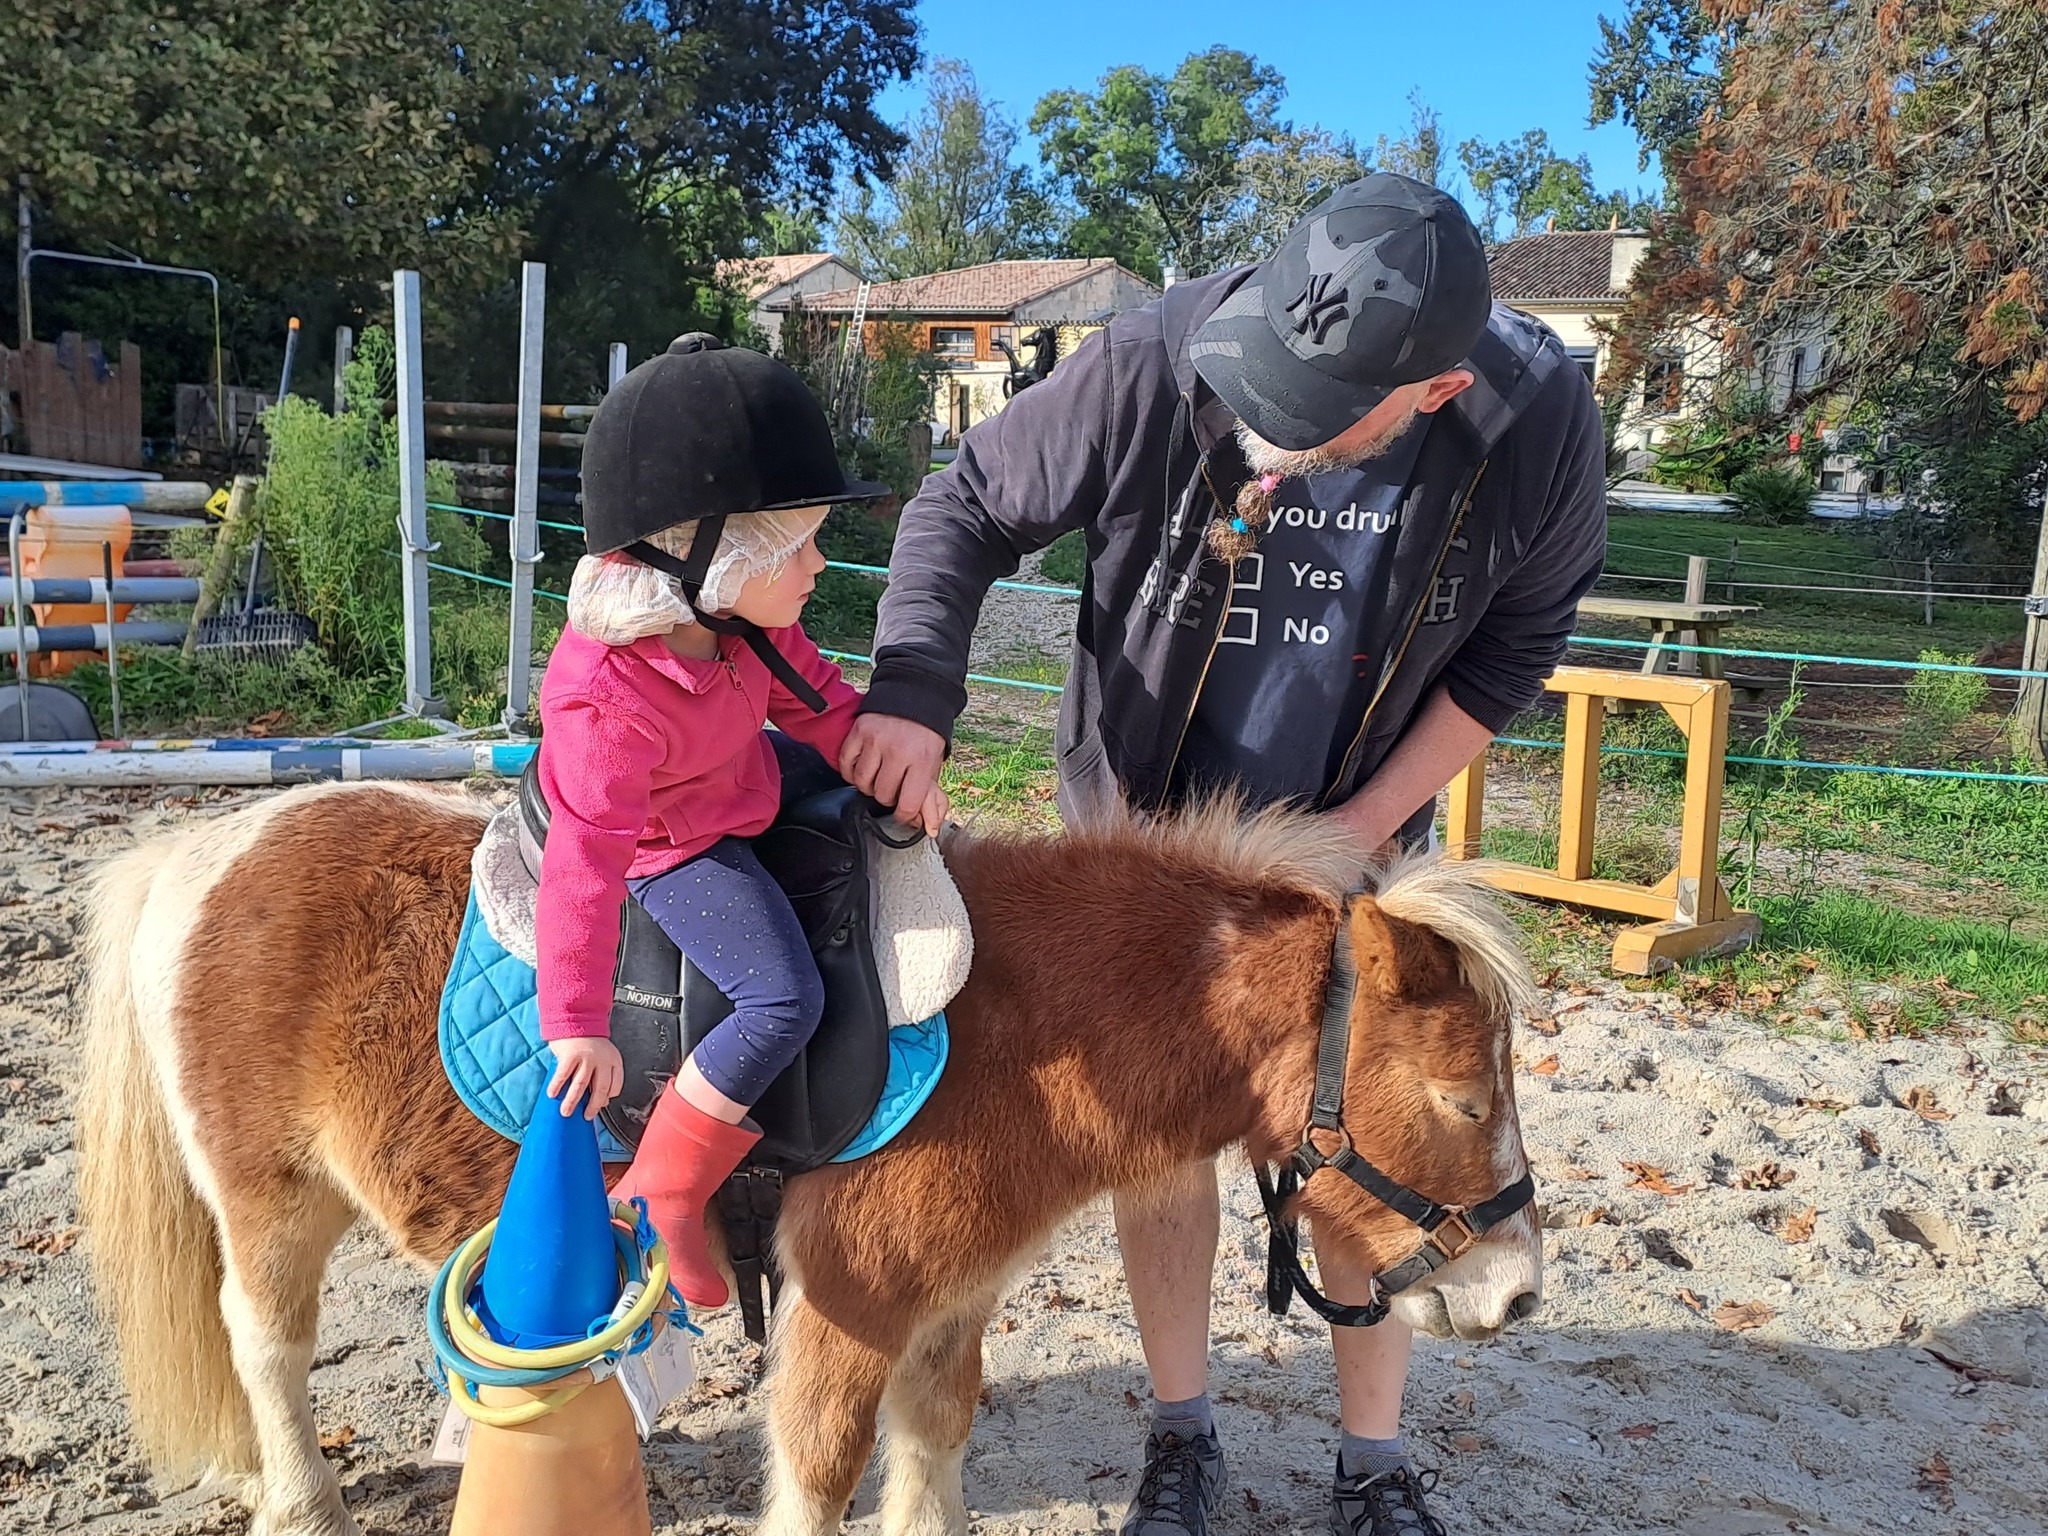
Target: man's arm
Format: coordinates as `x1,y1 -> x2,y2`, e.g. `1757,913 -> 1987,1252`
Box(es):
1433,366 -> 1609,732
860,327 -> 1122,740
1330,686 -> 1494,851
1334,365 -> 1609,852
845,324 -> 1128,810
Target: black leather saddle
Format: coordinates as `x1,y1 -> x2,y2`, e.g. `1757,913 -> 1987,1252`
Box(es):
517,735 -> 913,1338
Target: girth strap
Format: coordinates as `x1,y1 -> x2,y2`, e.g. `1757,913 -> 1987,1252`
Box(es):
626,521 -> 829,715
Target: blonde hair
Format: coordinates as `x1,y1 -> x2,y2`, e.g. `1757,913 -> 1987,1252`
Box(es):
566,507 -> 829,645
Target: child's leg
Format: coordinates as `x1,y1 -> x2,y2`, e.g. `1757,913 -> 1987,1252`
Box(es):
630,838 -> 825,1113
616,839 -> 823,1306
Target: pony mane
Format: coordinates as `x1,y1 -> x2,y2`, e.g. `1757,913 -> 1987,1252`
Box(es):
1061,790 -> 1371,901
1368,848 -> 1537,1022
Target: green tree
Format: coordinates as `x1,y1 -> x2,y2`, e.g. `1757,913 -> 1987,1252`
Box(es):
1030,47 -> 1288,279
834,60 -> 1048,280
1587,0 -> 1726,177
1372,91 -> 1448,188
1201,127 -> 1367,269
1,0 -> 919,405
1458,128 -> 1658,241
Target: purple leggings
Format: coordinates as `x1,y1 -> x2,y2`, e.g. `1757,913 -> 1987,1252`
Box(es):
627,838 -> 823,1106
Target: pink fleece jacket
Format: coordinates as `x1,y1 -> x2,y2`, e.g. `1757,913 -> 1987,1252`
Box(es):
533,622 -> 861,1040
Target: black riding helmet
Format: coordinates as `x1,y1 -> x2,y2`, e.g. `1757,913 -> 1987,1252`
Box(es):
578,333 -> 890,714
580,332 -> 890,556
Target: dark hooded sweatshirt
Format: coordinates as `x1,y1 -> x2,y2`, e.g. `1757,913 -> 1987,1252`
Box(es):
861,267 -> 1609,837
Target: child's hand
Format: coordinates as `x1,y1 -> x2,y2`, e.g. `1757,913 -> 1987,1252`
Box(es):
548,1037 -> 624,1120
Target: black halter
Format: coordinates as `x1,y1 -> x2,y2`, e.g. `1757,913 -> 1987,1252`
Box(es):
1255,897 -> 1537,1328
627,515 -> 828,714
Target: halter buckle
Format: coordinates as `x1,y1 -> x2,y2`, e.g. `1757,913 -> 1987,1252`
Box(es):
1429,1207 -> 1479,1257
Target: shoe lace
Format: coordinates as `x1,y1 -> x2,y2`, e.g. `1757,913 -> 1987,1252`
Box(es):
1133,1432 -> 1212,1526
1333,1465 -> 1446,1536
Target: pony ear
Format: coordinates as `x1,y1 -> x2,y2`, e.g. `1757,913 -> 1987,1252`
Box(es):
1346,895 -> 1460,1001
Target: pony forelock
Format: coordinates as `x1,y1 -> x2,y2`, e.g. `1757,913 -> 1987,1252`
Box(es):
1368,849 -> 1538,1022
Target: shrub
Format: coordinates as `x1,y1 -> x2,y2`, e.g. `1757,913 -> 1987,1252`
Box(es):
1727,464 -> 1816,525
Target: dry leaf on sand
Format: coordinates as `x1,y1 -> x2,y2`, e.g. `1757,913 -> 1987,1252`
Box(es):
1782,1206 -> 1819,1244
1739,1161 -> 1797,1190
1526,1055 -> 1560,1076
1713,1299 -> 1774,1332
1902,1086 -> 1953,1122
1622,1162 -> 1697,1196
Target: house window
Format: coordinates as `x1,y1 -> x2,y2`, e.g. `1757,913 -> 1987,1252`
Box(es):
1566,346 -> 1599,389
989,325 -> 1016,354
931,326 -> 976,360
1819,469 -> 1845,492
1643,351 -> 1686,415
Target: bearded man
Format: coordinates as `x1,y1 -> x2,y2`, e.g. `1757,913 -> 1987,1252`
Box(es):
838,173 -> 1606,1536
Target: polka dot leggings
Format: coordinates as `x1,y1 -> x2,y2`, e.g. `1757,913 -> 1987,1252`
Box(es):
627,838 -> 824,1106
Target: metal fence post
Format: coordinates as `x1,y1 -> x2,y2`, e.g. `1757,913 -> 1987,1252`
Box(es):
392,270 -> 442,718
608,342 -> 628,389
333,325 -> 354,413
505,262 -> 546,732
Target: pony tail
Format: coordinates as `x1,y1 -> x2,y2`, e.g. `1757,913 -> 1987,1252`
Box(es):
76,838 -> 260,1481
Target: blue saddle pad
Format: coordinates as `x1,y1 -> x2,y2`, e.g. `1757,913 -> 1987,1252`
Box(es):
437,890 -> 948,1164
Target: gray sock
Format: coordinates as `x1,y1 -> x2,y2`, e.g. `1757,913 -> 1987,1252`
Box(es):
1338,1432 -> 1410,1479
1150,1392 -> 1214,1440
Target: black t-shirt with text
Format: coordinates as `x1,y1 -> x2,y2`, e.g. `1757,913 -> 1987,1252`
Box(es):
1173,421 -> 1429,809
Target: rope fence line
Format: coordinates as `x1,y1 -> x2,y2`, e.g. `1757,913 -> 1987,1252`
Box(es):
1596,570 -> 2034,602
1601,537 -> 2038,585
801,643 -> 2048,786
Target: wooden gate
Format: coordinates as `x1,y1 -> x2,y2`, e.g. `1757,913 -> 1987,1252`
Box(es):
0,334 -> 145,469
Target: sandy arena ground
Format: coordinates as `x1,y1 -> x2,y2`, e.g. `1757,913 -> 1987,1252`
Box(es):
3,782 -> 2045,1536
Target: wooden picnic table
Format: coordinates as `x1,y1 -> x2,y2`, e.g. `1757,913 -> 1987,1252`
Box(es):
1576,596 -> 1760,680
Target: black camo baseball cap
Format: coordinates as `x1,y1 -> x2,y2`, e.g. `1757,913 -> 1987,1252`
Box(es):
1190,173 -> 1493,451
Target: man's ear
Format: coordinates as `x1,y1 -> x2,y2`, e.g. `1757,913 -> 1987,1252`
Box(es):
1415,370 -> 1476,415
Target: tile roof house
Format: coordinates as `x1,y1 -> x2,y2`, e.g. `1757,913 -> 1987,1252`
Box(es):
1487,227 -> 1698,453
717,252 -> 864,350
767,258 -> 1159,439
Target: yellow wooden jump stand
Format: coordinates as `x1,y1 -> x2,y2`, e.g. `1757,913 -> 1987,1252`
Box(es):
1444,666 -> 1761,976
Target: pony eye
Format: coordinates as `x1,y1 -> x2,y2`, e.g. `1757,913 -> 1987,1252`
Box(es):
1433,1086 -> 1489,1124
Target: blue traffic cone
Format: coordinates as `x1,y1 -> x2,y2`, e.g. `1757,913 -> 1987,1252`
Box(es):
472,1088 -> 620,1348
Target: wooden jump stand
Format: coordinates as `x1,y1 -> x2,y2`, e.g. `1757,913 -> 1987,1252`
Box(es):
1444,666 -> 1762,976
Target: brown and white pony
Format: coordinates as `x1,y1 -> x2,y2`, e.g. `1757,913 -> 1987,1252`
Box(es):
75,781 -> 1540,1536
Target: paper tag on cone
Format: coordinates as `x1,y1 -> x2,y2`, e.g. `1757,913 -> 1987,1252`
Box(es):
617,1320 -> 696,1437
430,1402 -> 473,1466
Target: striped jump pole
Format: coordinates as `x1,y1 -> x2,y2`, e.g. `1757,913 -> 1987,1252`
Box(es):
0,739 -> 538,787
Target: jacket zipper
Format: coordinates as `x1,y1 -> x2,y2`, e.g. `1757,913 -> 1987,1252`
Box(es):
1317,459 -> 1488,810
1158,415 -> 1239,797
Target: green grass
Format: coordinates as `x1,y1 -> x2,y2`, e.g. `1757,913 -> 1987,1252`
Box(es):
1598,511 -> 2016,660
1040,530 -> 1086,589
942,723 -> 1058,828
1755,890 -> 2048,1023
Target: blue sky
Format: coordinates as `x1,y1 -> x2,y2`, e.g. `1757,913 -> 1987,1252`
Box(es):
874,0 -> 1655,203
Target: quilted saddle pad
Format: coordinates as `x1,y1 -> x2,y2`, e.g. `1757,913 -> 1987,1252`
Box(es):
437,891 -> 948,1164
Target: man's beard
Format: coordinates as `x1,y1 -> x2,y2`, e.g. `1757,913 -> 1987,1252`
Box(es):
1234,405 -> 1419,478
1221,404 -> 1420,559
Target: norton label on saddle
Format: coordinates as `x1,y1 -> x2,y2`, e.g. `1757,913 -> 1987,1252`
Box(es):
438,891 -> 950,1164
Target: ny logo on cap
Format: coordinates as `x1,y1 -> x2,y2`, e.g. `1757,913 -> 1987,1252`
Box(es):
1280,221 -> 1424,359
1285,272 -> 1350,344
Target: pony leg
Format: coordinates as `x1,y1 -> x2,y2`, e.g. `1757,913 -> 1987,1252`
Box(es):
213,1175 -> 359,1536
877,1296 -> 993,1536
759,1292 -> 895,1536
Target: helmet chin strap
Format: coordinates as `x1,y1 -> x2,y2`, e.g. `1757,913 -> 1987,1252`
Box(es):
626,516 -> 828,714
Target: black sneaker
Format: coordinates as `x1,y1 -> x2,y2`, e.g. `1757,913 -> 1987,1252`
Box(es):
1330,1462 -> 1447,1536
1118,1429 -> 1227,1535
